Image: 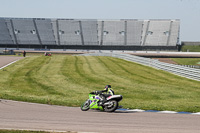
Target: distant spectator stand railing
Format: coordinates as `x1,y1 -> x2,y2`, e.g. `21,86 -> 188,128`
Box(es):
81,52 -> 200,81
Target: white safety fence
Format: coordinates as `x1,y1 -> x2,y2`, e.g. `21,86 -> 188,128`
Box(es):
81,52 -> 200,81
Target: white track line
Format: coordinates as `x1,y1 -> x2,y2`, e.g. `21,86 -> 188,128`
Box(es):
127,109 -> 145,112
158,111 -> 178,114
0,60 -> 19,70
117,108 -> 200,115
192,112 -> 200,115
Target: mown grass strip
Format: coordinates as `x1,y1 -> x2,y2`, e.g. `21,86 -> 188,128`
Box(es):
0,55 -> 200,112
181,45 -> 200,52
171,58 -> 200,65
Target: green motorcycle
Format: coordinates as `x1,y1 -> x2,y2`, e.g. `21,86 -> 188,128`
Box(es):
81,91 -> 123,112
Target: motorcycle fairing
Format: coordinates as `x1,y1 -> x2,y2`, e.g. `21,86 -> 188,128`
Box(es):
106,95 -> 123,101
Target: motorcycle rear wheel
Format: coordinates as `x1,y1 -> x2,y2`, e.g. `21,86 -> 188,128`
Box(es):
104,100 -> 118,112
81,100 -> 90,111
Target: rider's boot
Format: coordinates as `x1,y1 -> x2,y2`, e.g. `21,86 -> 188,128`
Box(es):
98,96 -> 106,106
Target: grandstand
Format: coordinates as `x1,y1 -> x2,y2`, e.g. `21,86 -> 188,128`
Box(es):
0,18 -> 180,50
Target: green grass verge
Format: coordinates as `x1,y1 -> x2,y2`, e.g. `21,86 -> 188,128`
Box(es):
181,45 -> 200,52
171,58 -> 200,65
0,55 -> 200,112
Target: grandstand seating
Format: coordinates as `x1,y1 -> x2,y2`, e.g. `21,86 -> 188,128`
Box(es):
5,19 -> 17,44
11,19 -> 40,44
126,20 -> 143,46
35,19 -> 56,45
0,19 -> 13,44
50,19 -> 59,45
0,17 -> 180,50
102,20 -> 124,45
57,20 -> 82,45
81,20 -> 98,45
168,21 -> 180,46
145,20 -> 171,46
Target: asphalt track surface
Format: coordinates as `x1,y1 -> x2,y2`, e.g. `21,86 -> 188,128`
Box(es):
0,99 -> 200,133
0,56 -> 24,68
0,56 -> 200,133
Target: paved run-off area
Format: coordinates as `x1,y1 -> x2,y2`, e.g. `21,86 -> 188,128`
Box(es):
0,99 -> 200,133
0,56 -> 23,69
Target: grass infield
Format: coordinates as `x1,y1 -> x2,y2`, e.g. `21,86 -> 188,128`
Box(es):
0,55 -> 200,112
181,45 -> 200,52
171,58 -> 200,65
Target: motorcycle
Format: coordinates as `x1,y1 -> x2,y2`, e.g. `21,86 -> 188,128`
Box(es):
81,91 -> 123,112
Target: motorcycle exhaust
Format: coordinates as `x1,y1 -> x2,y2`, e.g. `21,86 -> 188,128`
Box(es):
104,101 -> 112,106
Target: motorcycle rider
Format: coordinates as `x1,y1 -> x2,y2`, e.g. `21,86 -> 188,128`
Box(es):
97,85 -> 114,105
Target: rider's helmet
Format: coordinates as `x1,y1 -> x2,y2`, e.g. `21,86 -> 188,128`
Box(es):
105,85 -> 111,91
105,85 -> 114,95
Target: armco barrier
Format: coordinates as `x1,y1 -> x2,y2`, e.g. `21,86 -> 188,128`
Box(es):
81,53 -> 200,81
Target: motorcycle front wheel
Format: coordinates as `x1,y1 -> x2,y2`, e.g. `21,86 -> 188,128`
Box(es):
81,99 -> 90,111
104,100 -> 118,112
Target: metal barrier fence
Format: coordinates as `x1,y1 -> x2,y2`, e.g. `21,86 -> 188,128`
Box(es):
81,52 -> 200,81
179,65 -> 200,69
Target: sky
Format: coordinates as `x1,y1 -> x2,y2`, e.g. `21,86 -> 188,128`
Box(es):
0,0 -> 200,42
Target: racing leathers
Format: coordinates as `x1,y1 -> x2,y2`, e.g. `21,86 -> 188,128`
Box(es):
97,85 -> 114,105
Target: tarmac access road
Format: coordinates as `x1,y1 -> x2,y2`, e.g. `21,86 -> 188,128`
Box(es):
0,99 -> 200,133
0,56 -> 24,68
